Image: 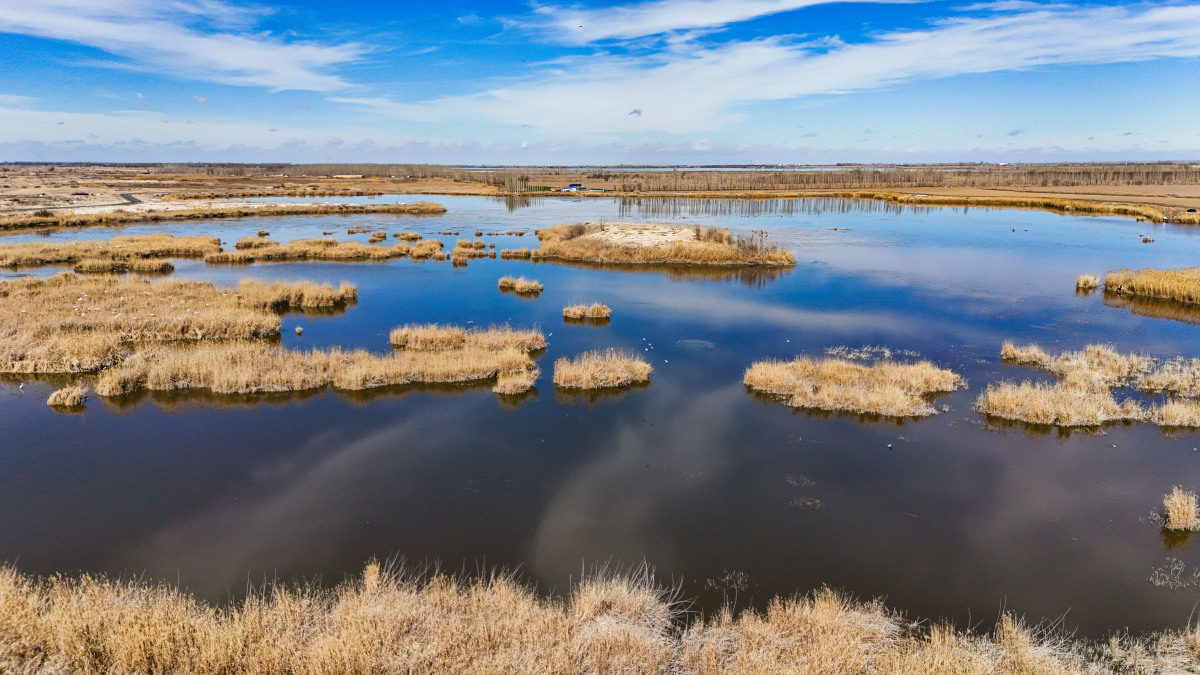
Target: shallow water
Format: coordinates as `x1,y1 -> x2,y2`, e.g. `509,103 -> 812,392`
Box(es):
3,195 -> 1200,637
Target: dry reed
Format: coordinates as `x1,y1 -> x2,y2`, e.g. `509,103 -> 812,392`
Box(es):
1106,268 -> 1200,305
0,201 -> 447,233
533,223 -> 794,266
499,276 -> 543,294
389,324 -> 545,352
553,349 -> 652,389
396,232 -> 422,241
563,303 -> 611,320
206,239 -> 407,264
1164,487 -> 1200,531
500,248 -> 532,259
744,356 -> 963,417
1076,274 -> 1099,290
0,233 -> 220,268
0,562 -> 1195,674
494,367 -> 540,395
46,385 -> 86,407
975,380 -> 1144,426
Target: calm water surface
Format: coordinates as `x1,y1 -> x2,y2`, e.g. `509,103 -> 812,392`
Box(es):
3,195 -> 1200,637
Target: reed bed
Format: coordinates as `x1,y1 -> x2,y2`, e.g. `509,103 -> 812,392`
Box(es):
367,232 -> 387,243
0,274 -> 352,374
92,342 -> 536,396
1106,268 -> 1200,305
1156,399 -> 1200,427
533,223 -> 794,266
407,239 -> 445,260
1,562 -> 1195,675
553,349 -> 652,389
396,231 -> 422,241
235,237 -> 280,250
999,342 -> 1152,389
975,380 -> 1144,426
494,366 -> 540,395
46,385 -> 86,407
744,356 -> 963,417
206,239 -> 407,264
1164,487 -> 1200,531
498,276 -> 543,294
563,303 -> 611,320
1076,274 -> 1099,290
500,248 -> 532,259
0,233 -> 220,268
235,280 -> 357,310
73,258 -> 175,274
0,201 -> 447,233
389,324 -> 545,352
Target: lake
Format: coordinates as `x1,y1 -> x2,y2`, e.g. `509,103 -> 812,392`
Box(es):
2,194 -> 1198,638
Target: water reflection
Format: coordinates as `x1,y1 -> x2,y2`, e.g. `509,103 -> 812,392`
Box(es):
1103,293 -> 1200,326
554,382 -> 650,407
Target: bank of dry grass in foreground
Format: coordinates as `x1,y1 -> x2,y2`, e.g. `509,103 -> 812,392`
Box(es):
0,201 -> 447,233
0,233 -> 220,268
2,563 -> 1198,675
744,356 -> 963,417
979,342 -> 1200,426
498,276 -> 543,293
0,273 -> 352,373
1106,267 -> 1200,305
563,303 -> 611,320
1164,487 -> 1200,531
533,223 -> 795,266
554,349 -> 652,389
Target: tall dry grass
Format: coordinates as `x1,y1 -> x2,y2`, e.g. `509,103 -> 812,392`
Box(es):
533,223 -> 794,266
93,342 -> 536,396
1106,268 -> 1200,305
563,303 -> 611,320
389,324 -> 545,353
1,562 -> 1197,674
1076,274 -> 1099,290
46,385 -> 86,407
498,276 -> 543,294
975,380 -> 1145,426
744,356 -> 963,417
0,233 -> 220,268
0,201 -> 447,233
0,274 -> 354,374
206,238 -> 407,264
1164,487 -> 1200,531
553,349 -> 652,389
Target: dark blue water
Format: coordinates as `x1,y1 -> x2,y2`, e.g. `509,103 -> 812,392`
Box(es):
2,195 -> 1199,637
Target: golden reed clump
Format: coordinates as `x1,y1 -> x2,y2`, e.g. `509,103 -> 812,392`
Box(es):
554,349 -> 652,389
1164,486 -> 1200,531
533,223 -> 794,266
983,342 -> 1200,427
1076,274 -> 1100,290
389,324 -> 545,353
1106,267 -> 1200,305
563,303 -> 611,320
498,276 -> 543,294
0,233 -> 219,269
744,356 -> 963,417
46,385 -> 86,407
0,561 -> 1195,674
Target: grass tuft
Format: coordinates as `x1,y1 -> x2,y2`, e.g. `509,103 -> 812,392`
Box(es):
46,385 -> 86,407
745,356 -> 963,417
563,303 -> 611,320
499,276 -> 543,294
554,349 -> 652,389
1164,487 -> 1200,531
1076,274 -> 1099,290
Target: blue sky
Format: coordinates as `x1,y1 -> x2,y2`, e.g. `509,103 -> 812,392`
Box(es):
1,0 -> 1198,164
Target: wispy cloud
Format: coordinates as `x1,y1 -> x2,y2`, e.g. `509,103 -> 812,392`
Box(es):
348,4 -> 1200,135
0,0 -> 365,91
527,0 -> 925,44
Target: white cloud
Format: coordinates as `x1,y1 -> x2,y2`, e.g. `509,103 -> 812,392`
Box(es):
349,4 -> 1200,135
528,0 -> 925,44
0,0 -> 365,91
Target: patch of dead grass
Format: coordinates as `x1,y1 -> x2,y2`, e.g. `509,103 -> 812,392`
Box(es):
554,349 -> 652,389
533,222 -> 794,267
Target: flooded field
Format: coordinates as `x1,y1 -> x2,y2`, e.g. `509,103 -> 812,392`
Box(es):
3,195 -> 1199,638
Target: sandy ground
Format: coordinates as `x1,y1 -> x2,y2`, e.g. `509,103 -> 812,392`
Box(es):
2,164 -> 1198,222
578,222 -> 696,247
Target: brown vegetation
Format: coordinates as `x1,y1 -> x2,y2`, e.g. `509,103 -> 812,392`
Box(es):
0,233 -> 220,268
499,248 -> 532,259
563,303 -> 611,320
0,201 -> 447,233
533,223 -> 794,266
744,356 -> 963,417
498,276 -> 543,294
1106,268 -> 1200,305
554,349 -> 652,389
1076,274 -> 1099,290
206,238 -> 409,264
46,385 -> 86,408
395,231 -> 422,241
389,324 -> 545,353
981,342 -> 1200,426
1,562 -> 1198,675
494,367 -> 540,395
1164,487 -> 1200,531
0,274 -> 350,374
